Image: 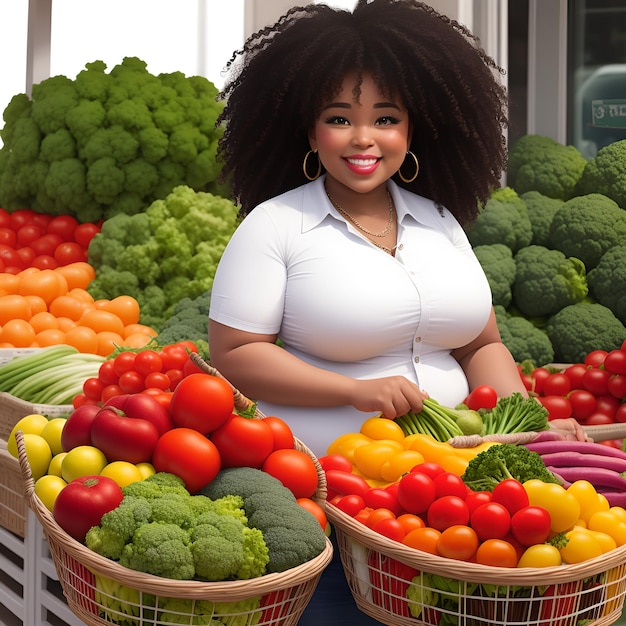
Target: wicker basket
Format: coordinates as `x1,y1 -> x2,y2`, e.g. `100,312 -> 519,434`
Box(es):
15,358 -> 334,626
327,503 -> 626,626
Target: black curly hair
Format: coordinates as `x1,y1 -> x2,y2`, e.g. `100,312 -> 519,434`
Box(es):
217,0 -> 508,225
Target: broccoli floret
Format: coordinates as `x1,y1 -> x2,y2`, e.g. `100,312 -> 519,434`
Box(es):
519,191 -> 565,247
546,302 -> 626,363
119,522 -> 195,580
577,139 -> 626,209
512,245 -> 588,317
199,467 -> 327,573
507,134 -> 587,200
494,306 -> 555,366
121,471 -> 188,499
466,187 -> 533,253
547,193 -> 626,271
473,244 -> 516,308
588,245 -> 626,325
461,444 -> 560,492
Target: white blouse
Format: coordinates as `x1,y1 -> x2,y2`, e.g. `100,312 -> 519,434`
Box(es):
209,177 -> 492,457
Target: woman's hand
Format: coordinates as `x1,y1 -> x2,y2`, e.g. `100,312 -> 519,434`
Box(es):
348,376 -> 427,418
547,418 -> 592,442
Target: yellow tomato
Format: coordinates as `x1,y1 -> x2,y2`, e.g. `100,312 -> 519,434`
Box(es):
359,416 -> 405,442
588,510 -> 626,546
352,440 -> 404,480
40,418 -> 67,456
34,474 -> 67,511
48,452 -> 67,478
567,480 -> 608,523
7,413 -> 49,457
20,433 -> 52,481
101,461 -> 144,488
524,479 -> 581,533
609,506 -> 626,524
559,529 -> 603,564
326,433 -> 372,461
61,445 -> 108,482
584,528 -> 617,553
517,543 -> 562,568
136,462 -> 156,479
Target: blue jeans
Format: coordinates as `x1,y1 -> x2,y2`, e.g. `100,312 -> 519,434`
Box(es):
297,532 -> 383,626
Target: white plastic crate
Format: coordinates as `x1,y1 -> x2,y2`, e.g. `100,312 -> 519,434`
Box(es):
0,510 -> 84,626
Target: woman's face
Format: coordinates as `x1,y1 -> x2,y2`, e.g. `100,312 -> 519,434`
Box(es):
309,73 -> 412,196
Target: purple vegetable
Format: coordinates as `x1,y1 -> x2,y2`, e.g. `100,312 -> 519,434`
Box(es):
539,451 -> 626,473
526,440 -> 626,461
544,465 -> 626,491
593,490 -> 626,508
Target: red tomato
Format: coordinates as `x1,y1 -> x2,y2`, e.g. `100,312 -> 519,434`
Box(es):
169,373 -> 234,434
465,490 -> 492,515
475,539 -> 518,567
144,371 -> 171,391
53,475 -> 123,542
436,525 -> 478,561
372,517 -> 405,542
262,448 -> 320,499
538,395 -> 572,420
46,215 -> 79,240
608,374 -> 626,400
133,349 -> 164,376
397,471 -> 436,514
363,487 -> 402,515
16,246 -> 36,266
510,505 -> 551,546
97,360 -> 119,386
165,368 -> 184,391
324,469 -> 370,499
0,245 -> 21,268
470,502 -> 511,540
17,224 -> 44,246
0,228 -> 16,247
491,478 -> 529,515
605,350 -> 626,376
31,254 -> 58,269
568,389 -> 597,421
432,472 -> 468,499
319,454 -> 354,474
101,384 -> 123,402
210,413 -> 274,468
117,370 -> 145,394
159,345 -> 190,371
595,394 -> 620,418
542,372 -> 571,397
563,363 -> 588,390
152,428 -> 221,493
583,367 -> 611,396
427,495 -> 470,531
616,403 -> 626,424
296,497 -> 327,531
113,352 -> 137,377
585,412 -> 615,425
9,209 -> 35,230
31,233 -> 63,256
531,367 -> 551,394
262,416 -> 294,450
82,377 -> 104,402
464,385 -> 498,411
410,462 -> 446,479
333,494 -> 366,517
73,223 -> 100,248
585,350 -> 608,368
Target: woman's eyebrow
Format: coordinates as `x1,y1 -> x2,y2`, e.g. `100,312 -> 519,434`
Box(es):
322,101 -> 401,110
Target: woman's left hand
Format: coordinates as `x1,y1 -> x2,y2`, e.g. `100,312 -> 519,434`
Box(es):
547,418 -> 592,442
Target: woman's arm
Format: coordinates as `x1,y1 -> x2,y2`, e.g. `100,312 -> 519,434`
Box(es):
208,320 -> 425,417
452,308 -> 528,397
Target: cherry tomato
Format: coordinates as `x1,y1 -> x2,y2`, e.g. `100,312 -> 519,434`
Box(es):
607,374 -> 626,400
585,412 -> 615,425
583,367 -> 611,396
296,498 -> 327,531
543,372 -> 571,397
17,224 -> 45,246
510,505 -> 551,546
595,394 -> 620,419
568,389 -> 597,421
475,539 -> 518,567
73,223 -> 100,248
397,471 -> 436,514
365,508 -> 396,529
333,494 -> 366,517
113,352 -> 137,377
585,350 -> 608,368
402,526 -> 441,553
372,517 -> 406,542
363,487 -> 402,515
464,385 -> 497,411
436,525 -> 478,561
165,368 -> 184,391
563,363 -> 588,390
616,403 -> 626,424
396,513 -> 425,535
31,233 -> 63,256
432,472 -> 467,499
319,454 -> 354,474
54,241 -> 87,265
82,377 -> 104,402
604,349 -> 626,376
517,543 -> 562,568
427,496 -> 470,531
262,448 -> 320,499
531,367 -> 551,394
144,371 -> 171,391
491,478 -> 529,515
0,228 -> 17,247
133,350 -> 164,376
117,370 -> 144,394
47,215 -> 79,240
159,344 -> 190,371
410,462 -> 446,479
465,490 -> 492,515
470,502 -> 511,541
538,395 -> 572,420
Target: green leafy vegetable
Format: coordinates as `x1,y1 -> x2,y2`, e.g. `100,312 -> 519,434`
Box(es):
481,392 -> 549,435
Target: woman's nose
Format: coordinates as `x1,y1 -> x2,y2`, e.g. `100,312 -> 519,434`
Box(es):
351,127 -> 374,148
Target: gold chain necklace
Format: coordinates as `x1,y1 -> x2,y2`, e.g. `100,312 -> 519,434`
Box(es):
326,189 -> 395,237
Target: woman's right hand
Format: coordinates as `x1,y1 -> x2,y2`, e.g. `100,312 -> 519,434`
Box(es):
348,376 -> 427,419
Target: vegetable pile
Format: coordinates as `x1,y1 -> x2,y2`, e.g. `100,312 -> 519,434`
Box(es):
469,136 -> 626,365
0,57 -> 227,223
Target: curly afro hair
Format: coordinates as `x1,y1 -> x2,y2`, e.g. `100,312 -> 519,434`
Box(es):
217,0 -> 508,226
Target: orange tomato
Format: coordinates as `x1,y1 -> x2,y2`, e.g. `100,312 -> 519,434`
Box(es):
35,328 -> 67,347
365,508 -> 396,529
56,317 -> 77,332
122,332 -> 155,349
475,539 -> 519,567
49,295 -> 90,321
437,525 -> 479,561
67,288 -> 95,304
18,268 -> 68,304
0,294 -> 32,324
0,319 -> 36,347
23,295 -> 47,316
79,309 -> 125,335
55,262 -> 95,290
64,325 -> 98,353
99,295 -> 141,327
0,273 -> 20,295
296,497 -> 328,531
29,311 -> 59,332
96,331 -> 124,357
402,526 -> 441,554
397,513 -> 425,535
122,323 -> 158,340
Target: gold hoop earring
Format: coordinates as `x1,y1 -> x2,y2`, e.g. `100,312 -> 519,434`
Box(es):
303,149 -> 321,181
398,151 -> 419,183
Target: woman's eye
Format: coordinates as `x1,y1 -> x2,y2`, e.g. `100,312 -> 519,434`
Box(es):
324,115 -> 350,125
377,116 -> 401,125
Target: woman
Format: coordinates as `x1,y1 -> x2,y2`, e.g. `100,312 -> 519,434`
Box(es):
208,2 -> 584,623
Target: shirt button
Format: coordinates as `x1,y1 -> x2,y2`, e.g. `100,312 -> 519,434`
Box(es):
415,336 -> 421,342
414,356 -> 420,363
398,243 -> 404,250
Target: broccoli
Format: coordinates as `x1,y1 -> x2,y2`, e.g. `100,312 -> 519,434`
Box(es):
466,187 -> 533,253
577,139 -> 626,210
512,245 -> 588,318
85,472 -> 269,584
87,185 -> 239,330
473,244 -> 516,307
546,302 -> 626,363
157,597 -> 262,626
547,193 -> 626,271
0,57 -> 228,222
507,134 -> 587,201
494,306 -> 555,366
198,467 -> 328,573
519,191 -> 565,247
461,443 -> 560,492
588,245 -> 626,325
